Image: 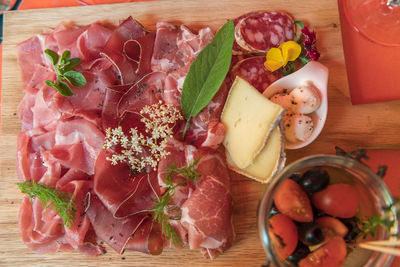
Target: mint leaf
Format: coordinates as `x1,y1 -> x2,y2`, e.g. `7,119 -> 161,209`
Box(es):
64,71 -> 86,87
44,49 -> 59,66
180,20 -> 234,137
55,81 -> 74,96
63,58 -> 81,72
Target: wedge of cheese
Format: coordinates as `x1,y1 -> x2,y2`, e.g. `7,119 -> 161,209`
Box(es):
226,126 -> 286,183
221,76 -> 285,169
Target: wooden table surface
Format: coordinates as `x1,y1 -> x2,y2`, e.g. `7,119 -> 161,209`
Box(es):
1,0 -> 400,266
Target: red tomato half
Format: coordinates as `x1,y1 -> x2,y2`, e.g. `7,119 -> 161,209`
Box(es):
298,236 -> 347,267
312,184 -> 359,218
316,216 -> 348,240
274,179 -> 313,222
268,213 -> 298,260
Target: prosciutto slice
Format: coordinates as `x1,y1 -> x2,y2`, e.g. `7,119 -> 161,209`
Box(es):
16,16 -> 235,260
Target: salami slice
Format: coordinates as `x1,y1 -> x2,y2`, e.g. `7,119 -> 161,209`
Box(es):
232,11 -> 261,55
235,11 -> 294,53
230,56 -> 282,93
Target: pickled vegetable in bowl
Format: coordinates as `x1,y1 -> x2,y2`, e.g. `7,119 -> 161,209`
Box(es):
258,155 -> 398,267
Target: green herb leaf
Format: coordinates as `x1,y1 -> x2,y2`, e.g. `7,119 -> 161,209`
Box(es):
153,159 -> 200,245
56,81 -> 74,96
17,180 -> 76,227
294,20 -> 305,29
44,49 -> 59,66
64,71 -> 87,87
61,50 -> 71,63
359,200 -> 399,239
282,61 -> 295,76
45,80 -> 55,87
63,58 -> 81,72
180,20 -> 234,137
44,49 -> 86,97
294,20 -> 305,43
299,56 -> 311,65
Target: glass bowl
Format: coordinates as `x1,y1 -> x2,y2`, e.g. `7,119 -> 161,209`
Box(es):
258,155 -> 398,267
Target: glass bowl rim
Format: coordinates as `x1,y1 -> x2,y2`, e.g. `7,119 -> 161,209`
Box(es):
257,154 -> 397,266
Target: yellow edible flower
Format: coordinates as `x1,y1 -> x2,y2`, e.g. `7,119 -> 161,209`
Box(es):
264,41 -> 302,72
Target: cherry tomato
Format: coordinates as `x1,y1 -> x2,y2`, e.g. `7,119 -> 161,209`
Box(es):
316,216 -> 348,240
274,179 -> 313,222
298,236 -> 347,267
268,213 -> 298,260
311,184 -> 359,218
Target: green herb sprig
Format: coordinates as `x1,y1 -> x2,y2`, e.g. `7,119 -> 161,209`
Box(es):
17,180 -> 76,227
359,202 -> 398,239
180,20 -> 234,138
44,49 -> 86,96
152,160 -> 200,245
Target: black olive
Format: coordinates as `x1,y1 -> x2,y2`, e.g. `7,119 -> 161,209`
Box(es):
312,205 -> 326,219
299,168 -> 330,194
289,172 -> 303,183
298,223 -> 325,246
287,242 -> 310,264
340,217 -> 361,242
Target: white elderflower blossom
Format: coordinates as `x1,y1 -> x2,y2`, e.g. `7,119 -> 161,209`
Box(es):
102,102 -> 183,172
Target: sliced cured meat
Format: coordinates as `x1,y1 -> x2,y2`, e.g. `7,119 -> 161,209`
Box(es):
86,193 -> 154,254
232,11 -> 261,55
180,149 -> 234,259
16,129 -> 60,186
151,22 -> 180,73
181,175 -> 234,259
77,22 -> 114,62
94,150 -> 161,218
124,219 -> 164,255
157,138 -> 197,208
16,17 -> 236,260
19,196 -> 66,254
184,80 -> 229,148
16,35 -> 47,87
18,88 -> 39,131
151,22 -> 213,74
103,17 -> 145,55
230,56 -> 282,93
60,180 -> 105,256
162,65 -> 190,106
235,11 -> 294,53
51,24 -> 89,59
200,121 -> 226,150
123,32 -> 156,76
50,119 -> 105,175
19,180 -> 104,257
117,72 -> 166,117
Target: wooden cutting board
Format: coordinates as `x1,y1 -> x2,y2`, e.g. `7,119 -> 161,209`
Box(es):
1,0 -> 400,266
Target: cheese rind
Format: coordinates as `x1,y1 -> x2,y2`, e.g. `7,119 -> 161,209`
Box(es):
226,126 -> 286,183
221,76 -> 285,169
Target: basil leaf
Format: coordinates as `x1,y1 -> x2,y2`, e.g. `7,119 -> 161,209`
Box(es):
55,81 -> 74,96
44,49 -> 59,66
64,71 -> 86,87
63,58 -> 81,72
180,20 -> 234,137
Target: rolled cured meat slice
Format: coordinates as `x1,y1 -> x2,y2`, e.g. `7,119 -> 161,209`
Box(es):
230,56 -> 282,93
235,11 -> 294,53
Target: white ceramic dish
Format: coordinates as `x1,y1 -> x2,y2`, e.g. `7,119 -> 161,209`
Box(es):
263,61 -> 329,149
